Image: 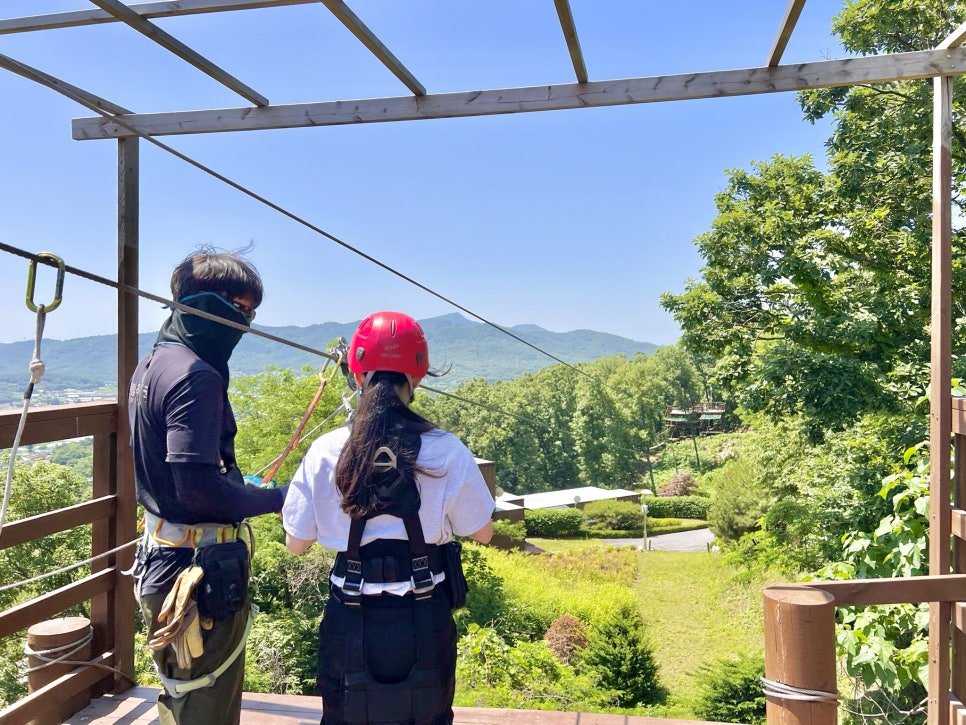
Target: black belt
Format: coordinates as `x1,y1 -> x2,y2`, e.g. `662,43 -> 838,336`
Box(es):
333,544 -> 443,584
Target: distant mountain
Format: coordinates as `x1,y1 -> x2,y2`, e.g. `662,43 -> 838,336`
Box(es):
0,313 -> 659,403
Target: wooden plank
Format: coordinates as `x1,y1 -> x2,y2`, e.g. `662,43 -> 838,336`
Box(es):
0,496 -> 115,551
318,0 -> 425,96
0,402 -> 117,448
0,570 -> 114,639
954,397 -> 966,434
0,652 -> 116,725
952,695 -> 966,725
799,575 -> 966,606
767,0 -> 807,67
88,0 -> 269,107
110,135 -> 140,694
553,0 -> 587,84
939,20 -> 966,50
72,46 -> 966,139
930,73 -> 955,725
0,0 -> 314,34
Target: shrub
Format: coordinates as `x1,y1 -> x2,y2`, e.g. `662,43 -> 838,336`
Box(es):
707,457 -> 767,541
693,653 -> 766,724
525,508 -> 583,537
543,614 -> 589,665
581,500 -> 643,532
576,603 -> 664,707
643,495 -> 710,519
492,518 -> 526,542
659,470 -> 698,497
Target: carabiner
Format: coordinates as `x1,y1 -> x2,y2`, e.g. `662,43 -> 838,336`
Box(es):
25,253 -> 65,313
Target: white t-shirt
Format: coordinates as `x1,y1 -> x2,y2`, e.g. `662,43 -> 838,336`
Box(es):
282,425 -> 494,594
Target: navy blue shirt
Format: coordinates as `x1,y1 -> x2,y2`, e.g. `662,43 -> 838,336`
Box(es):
129,342 -> 282,593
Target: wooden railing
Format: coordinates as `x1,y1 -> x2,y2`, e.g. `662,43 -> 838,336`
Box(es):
0,402 -> 136,725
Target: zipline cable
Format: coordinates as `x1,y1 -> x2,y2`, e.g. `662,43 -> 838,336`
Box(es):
0,51 -> 601,385
0,241 -> 336,363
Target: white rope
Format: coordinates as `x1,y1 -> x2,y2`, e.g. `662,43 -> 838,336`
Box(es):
23,626 -> 93,673
1,306 -> 48,538
761,676 -> 841,703
0,538 -> 139,594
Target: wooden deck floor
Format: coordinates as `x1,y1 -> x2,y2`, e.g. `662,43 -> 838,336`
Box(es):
64,687 -> 728,725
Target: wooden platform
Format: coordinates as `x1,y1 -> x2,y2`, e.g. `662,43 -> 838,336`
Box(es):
64,687 -> 727,724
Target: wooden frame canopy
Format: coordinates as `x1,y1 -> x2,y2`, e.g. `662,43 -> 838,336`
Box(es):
3,2 -> 966,725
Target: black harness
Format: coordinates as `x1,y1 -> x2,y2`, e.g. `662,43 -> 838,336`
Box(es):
330,431 -> 445,724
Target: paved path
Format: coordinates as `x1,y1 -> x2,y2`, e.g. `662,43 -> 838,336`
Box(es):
600,527 -> 716,552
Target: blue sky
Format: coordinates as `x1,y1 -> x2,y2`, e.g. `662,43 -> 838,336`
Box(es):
0,1 -> 846,351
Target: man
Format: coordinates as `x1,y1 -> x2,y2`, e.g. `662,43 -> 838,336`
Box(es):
128,247 -> 285,725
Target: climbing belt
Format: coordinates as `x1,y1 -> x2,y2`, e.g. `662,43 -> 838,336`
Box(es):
1,253 -> 64,538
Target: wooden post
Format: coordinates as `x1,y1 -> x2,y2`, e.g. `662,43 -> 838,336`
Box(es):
764,585 -> 837,725
25,617 -> 92,725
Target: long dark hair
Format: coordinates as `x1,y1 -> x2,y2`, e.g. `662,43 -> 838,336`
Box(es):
336,371 -> 436,518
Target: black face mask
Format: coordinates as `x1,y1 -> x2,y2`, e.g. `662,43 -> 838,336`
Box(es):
154,292 -> 249,382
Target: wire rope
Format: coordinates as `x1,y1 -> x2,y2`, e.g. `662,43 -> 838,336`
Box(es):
0,52 -> 601,383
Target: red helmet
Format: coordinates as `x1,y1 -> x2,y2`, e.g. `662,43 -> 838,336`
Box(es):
348,311 -> 429,383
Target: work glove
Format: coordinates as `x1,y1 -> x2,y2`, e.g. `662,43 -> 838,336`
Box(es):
148,565 -> 207,669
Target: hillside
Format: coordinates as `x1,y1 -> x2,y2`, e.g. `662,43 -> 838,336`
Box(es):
0,313 -> 659,404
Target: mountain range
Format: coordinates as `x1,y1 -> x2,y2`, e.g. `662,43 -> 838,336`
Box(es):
0,313 -> 659,404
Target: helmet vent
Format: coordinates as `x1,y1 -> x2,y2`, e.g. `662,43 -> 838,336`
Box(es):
390,319 -> 397,336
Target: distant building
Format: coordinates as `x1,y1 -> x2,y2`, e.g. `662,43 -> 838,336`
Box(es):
497,485 -> 640,512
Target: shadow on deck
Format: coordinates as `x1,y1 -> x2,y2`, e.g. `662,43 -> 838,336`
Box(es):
65,687 -> 727,724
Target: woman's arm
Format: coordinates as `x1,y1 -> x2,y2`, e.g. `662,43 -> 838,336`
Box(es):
465,520 -> 493,544
286,533 -> 315,555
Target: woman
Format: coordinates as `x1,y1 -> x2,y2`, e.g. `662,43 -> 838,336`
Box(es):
282,310 -> 494,725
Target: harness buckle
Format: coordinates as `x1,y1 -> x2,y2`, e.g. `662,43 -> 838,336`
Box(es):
411,556 -> 435,598
341,558 -> 364,605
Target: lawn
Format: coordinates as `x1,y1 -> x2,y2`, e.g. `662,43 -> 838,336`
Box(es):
522,537 -> 776,716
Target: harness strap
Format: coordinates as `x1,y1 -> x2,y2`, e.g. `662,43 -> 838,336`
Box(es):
156,604 -> 256,699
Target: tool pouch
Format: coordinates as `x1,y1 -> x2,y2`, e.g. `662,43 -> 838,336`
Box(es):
195,540 -> 250,620
441,540 -> 468,610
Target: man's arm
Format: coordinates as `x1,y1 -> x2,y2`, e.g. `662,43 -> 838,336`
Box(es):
171,462 -> 284,523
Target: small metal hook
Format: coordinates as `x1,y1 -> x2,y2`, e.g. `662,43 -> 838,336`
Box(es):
25,253 -> 65,313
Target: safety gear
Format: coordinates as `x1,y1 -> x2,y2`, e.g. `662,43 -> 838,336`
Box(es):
348,311 -> 429,386
148,565 -> 207,669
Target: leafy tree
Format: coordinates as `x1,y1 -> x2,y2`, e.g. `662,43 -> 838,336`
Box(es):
662,1 -> 966,435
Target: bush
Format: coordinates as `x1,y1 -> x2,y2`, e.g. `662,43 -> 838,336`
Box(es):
525,508 -> 583,537
492,518 -> 526,542
581,500 -> 644,532
543,614 -> 589,665
693,653 -> 766,724
643,495 -> 710,519
659,470 -> 699,497
707,457 -> 767,541
576,603 -> 664,707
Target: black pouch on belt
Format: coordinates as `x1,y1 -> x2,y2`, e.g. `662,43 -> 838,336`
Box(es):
441,540 -> 468,610
195,540 -> 250,620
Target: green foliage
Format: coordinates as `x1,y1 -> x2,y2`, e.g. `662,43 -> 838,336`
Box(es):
642,496 -> 709,520
245,612 -> 319,695
576,603 -> 663,707
809,442 -> 931,718
524,508 -> 584,538
657,470 -> 698,497
581,500 -> 644,533
492,518 -> 526,542
48,438 -> 94,481
708,457 -> 767,542
692,654 -> 766,725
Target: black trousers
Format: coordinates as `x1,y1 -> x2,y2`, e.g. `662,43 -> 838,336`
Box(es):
318,585 -> 456,725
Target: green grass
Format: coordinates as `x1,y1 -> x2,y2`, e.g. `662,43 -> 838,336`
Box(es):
634,551 -> 777,714
521,538 -> 775,717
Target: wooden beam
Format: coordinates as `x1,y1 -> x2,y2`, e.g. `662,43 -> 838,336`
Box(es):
87,0 -> 269,107
0,53 -> 131,115
72,46 -> 966,139
767,0 -> 807,67
930,72 -> 955,725
800,575 -> 966,606
553,0 -> 587,84
0,0 -> 314,34
318,0 -> 425,96
940,20 -> 966,50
